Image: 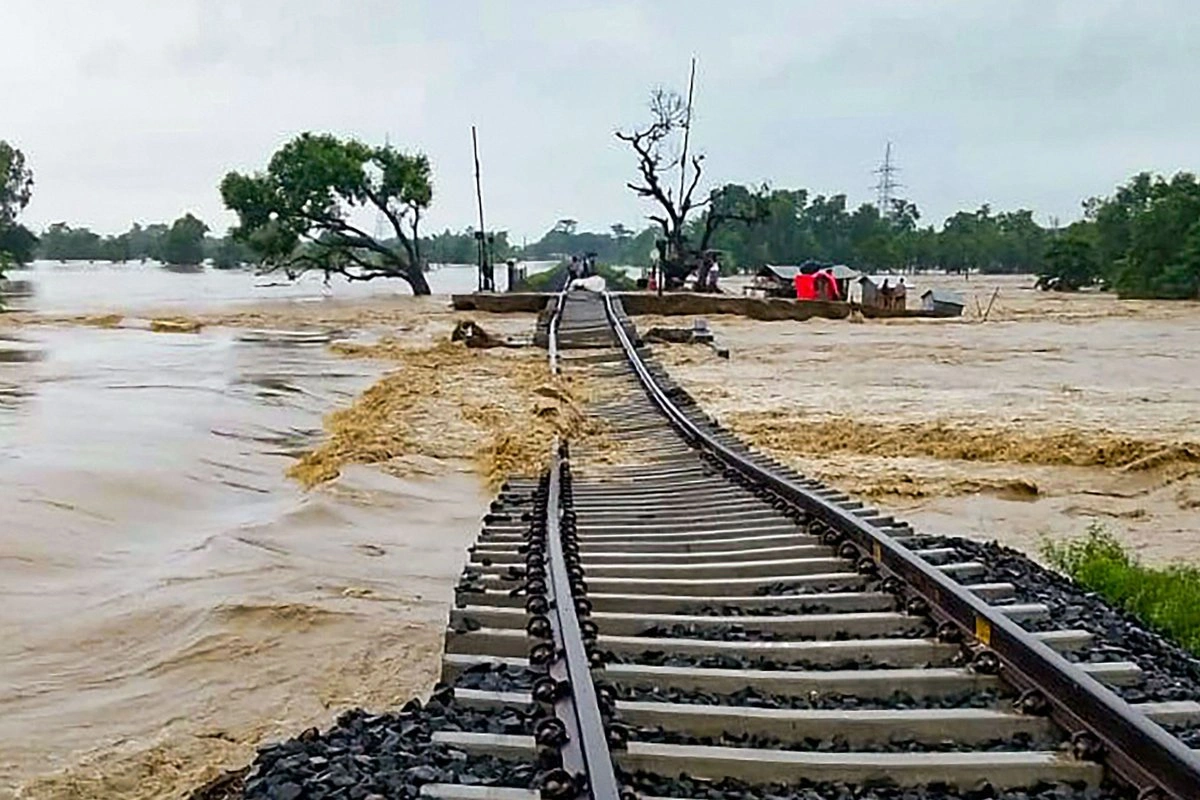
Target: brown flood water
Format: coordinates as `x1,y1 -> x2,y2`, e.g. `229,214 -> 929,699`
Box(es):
0,283 -> 542,799
653,274 -> 1200,565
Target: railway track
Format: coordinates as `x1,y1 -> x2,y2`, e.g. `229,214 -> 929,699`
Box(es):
236,289 -> 1200,800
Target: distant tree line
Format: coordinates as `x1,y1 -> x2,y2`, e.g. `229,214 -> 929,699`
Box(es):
32,216 -> 254,268
28,218 -> 520,271
512,192 -> 1051,277
423,228 -> 516,265
696,187 -> 1049,275
517,218 -> 658,265
527,175 -> 1200,302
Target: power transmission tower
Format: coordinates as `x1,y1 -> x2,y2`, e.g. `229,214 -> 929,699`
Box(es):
872,141 -> 903,220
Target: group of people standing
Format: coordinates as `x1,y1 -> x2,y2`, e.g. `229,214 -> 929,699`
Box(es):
567,253 -> 596,282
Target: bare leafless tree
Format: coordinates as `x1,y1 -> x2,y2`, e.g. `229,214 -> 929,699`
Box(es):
616,90 -> 707,274
617,89 -> 768,283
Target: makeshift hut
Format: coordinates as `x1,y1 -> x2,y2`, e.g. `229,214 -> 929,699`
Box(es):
752,265 -> 804,298
920,289 -> 966,317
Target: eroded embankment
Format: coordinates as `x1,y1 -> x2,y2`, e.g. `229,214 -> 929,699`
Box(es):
287,337 -> 615,491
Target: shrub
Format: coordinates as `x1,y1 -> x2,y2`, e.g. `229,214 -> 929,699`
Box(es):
1042,523 -> 1200,654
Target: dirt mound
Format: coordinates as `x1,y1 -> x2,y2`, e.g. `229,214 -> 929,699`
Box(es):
150,317 -> 204,334
289,338 -> 599,490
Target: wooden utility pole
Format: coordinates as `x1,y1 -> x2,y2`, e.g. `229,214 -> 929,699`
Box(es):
472,125 -> 491,291
659,56 -> 697,298
677,56 -> 697,210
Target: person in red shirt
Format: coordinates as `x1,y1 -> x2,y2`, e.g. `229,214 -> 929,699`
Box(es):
815,269 -> 841,300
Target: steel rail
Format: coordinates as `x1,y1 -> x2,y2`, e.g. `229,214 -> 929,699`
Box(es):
600,290 -> 1200,800
548,290 -> 567,374
543,294 -> 620,800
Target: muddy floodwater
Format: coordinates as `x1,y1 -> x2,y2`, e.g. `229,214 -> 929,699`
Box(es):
653,274 -> 1200,565
0,264 -> 545,799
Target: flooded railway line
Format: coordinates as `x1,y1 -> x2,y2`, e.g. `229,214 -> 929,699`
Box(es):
234,291 -> 1200,800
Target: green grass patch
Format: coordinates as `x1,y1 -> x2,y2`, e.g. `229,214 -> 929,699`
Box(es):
520,262 -> 636,292
1041,523 -> 1200,655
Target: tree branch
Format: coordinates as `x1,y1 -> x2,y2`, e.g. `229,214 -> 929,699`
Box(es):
362,186 -> 417,266
680,155 -> 706,217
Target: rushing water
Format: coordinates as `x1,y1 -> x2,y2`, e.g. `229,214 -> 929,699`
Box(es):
0,263 -> 518,798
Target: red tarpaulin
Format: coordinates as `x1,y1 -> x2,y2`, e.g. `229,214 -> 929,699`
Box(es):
794,273 -> 817,300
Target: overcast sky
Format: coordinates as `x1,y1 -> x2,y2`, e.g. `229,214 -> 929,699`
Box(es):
3,0 -> 1197,241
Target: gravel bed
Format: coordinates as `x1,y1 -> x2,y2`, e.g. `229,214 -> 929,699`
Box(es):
694,604 -> 849,616
451,661 -> 539,692
623,770 -> 1132,800
636,623 -> 932,642
754,580 -> 869,596
1166,725 -> 1200,748
602,649 -> 908,672
240,697 -> 534,800
924,536 -> 1200,704
614,684 -> 1010,711
639,623 -> 785,641
629,726 -> 1055,753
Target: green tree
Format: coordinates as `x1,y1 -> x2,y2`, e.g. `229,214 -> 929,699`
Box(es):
221,133 -> 434,294
1086,172 -> 1153,270
422,228 -> 514,265
130,223 -> 168,262
0,141 -> 33,228
939,206 -> 1001,273
0,141 -> 35,274
1038,224 -> 1100,290
621,226 -> 659,266
888,199 -> 921,233
100,233 -> 132,263
211,234 -> 254,269
160,213 -> 209,266
995,209 -> 1046,272
1109,173 -> 1200,299
0,224 -> 37,271
34,221 -> 172,263
38,223 -> 104,262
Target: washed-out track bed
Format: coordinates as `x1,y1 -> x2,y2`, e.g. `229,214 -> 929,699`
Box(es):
230,292 -> 1200,800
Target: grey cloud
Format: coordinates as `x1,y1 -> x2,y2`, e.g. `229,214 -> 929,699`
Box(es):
4,0 -> 1197,240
